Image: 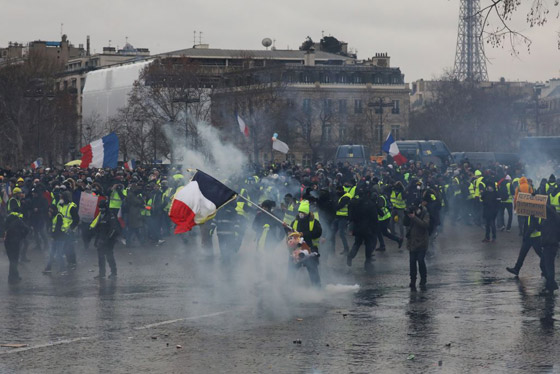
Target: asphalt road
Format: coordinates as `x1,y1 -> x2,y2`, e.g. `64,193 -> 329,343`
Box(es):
0,222 -> 558,373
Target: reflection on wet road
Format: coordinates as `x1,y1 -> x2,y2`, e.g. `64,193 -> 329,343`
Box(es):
0,224 -> 558,373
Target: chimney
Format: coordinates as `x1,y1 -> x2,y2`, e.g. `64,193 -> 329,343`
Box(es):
304,48 -> 315,66
86,35 -> 90,56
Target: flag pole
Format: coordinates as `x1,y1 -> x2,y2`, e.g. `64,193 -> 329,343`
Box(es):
237,194 -> 293,231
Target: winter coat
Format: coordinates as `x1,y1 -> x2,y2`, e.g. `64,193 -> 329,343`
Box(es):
481,187 -> 500,219
93,209 -> 122,247
403,206 -> 430,252
348,195 -> 378,236
125,192 -> 145,229
514,177 -> 533,209
541,205 -> 559,248
291,214 -> 322,252
4,214 -> 29,245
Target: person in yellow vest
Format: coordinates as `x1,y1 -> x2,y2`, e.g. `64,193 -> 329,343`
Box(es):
281,194 -> 298,233
497,175 -> 514,232
289,200 -> 321,286
375,192 -> 403,251
90,200 -> 121,279
57,191 -> 80,269
506,213 -> 545,277
43,204 -> 68,274
332,185 -> 351,255
4,203 -> 29,284
108,182 -> 127,216
389,181 -> 406,239
160,180 -> 174,236
252,200 -> 283,251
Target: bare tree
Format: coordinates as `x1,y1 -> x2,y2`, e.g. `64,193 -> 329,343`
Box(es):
0,55 -> 77,167
478,0 -> 560,52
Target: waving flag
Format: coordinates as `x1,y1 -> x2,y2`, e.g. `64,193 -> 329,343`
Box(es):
169,170 -> 237,234
382,132 -> 407,166
80,133 -> 119,169
124,159 -> 136,171
31,159 -> 42,169
236,114 -> 249,138
271,133 -> 289,154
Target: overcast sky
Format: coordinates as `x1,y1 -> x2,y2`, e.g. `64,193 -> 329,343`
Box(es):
1,0 -> 558,83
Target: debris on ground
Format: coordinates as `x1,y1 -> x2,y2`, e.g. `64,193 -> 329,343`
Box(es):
292,340 -> 302,345
296,318 -> 303,322
151,336 -> 157,340
407,354 -> 415,360
438,360 -> 443,366
176,345 -> 182,349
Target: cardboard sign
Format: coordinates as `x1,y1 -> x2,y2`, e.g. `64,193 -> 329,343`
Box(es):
515,193 -> 547,219
78,192 -> 100,223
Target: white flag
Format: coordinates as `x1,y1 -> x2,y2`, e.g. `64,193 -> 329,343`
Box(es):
272,139 -> 289,154
237,115 -> 249,137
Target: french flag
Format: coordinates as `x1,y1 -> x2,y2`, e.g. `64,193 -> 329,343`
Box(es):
236,114 -> 249,138
382,132 -> 407,166
169,170 -> 237,234
124,159 -> 136,171
31,159 -> 41,169
80,133 -> 119,169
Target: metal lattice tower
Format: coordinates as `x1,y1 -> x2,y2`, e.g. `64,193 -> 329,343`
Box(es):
453,0 -> 488,82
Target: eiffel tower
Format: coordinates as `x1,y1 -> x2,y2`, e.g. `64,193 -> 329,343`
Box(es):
453,0 -> 488,82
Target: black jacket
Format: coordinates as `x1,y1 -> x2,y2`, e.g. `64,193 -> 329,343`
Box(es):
348,195 -> 378,236
541,205 -> 559,247
4,214 -> 29,245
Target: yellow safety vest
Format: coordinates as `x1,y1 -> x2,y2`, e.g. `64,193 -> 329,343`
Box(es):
378,195 -> 391,221
58,202 -> 76,233
109,189 -> 127,209
283,203 -> 297,224
504,182 -> 513,204
528,216 -> 542,238
51,212 -> 63,233
293,219 -> 319,248
235,188 -> 250,217
90,213 -> 101,229
390,191 -> 406,210
7,198 -> 23,218
474,177 -> 485,198
550,191 -> 560,213
141,198 -> 153,217
257,224 -> 270,251
336,193 -> 352,217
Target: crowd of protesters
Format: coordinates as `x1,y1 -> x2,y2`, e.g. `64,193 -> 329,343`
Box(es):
1,156 -> 559,294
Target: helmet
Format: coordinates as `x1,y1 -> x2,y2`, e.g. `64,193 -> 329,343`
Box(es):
12,187 -> 22,194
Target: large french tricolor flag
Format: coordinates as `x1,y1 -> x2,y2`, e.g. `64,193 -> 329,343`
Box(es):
31,159 -> 42,169
169,170 -> 237,234
80,133 -> 119,169
382,132 -> 407,166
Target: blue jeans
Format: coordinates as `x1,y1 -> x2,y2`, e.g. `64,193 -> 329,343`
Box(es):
46,239 -> 66,272
331,217 -> 349,253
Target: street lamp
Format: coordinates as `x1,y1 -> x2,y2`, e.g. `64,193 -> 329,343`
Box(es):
368,97 -> 393,154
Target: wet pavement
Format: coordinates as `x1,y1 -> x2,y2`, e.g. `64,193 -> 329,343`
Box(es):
0,222 -> 559,373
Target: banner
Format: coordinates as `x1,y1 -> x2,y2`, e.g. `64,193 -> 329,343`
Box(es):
515,193 -> 547,219
78,192 -> 101,223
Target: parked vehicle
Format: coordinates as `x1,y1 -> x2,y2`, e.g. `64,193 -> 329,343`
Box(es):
394,140 -> 453,166
334,145 -> 371,165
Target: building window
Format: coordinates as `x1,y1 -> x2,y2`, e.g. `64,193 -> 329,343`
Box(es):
286,98 -> 295,107
354,99 -> 362,114
339,99 -> 347,114
391,125 -> 400,140
321,74 -> 331,83
339,74 -> 347,83
392,100 -> 400,114
302,153 -> 312,167
323,99 -> 333,115
323,124 -> 332,142
339,123 -> 347,141
353,75 -> 362,84
287,154 -> 295,164
303,98 -> 311,113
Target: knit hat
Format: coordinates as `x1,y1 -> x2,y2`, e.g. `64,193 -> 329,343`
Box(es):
505,175 -> 512,181
12,187 -> 22,194
474,170 -> 482,176
298,200 -> 310,214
